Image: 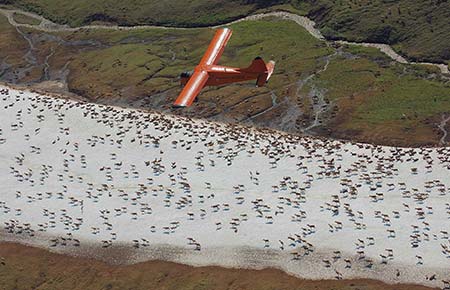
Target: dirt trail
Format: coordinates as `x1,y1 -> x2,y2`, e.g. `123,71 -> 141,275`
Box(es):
42,45 -> 57,81
0,8 -> 448,74
245,90 -> 280,121
437,114 -> 450,145
336,41 -> 449,74
301,51 -> 337,133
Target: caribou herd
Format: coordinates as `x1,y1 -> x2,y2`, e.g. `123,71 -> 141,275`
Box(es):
0,86 -> 449,288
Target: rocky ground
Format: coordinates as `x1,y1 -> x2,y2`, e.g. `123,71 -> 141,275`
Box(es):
0,7 -> 449,148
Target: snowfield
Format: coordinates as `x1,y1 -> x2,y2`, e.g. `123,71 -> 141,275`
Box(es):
0,85 -> 449,288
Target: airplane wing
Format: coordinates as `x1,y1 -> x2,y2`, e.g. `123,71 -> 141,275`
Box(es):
199,28 -> 233,65
173,28 -> 231,107
173,70 -> 209,107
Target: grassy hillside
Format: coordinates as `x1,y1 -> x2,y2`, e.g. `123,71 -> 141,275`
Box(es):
4,0 -> 287,27
297,0 -> 450,64
63,19 -> 330,107
3,0 -> 449,64
0,12 -> 31,81
313,45 -> 450,146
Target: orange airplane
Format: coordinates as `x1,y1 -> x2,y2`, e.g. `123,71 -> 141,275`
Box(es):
173,28 -> 275,107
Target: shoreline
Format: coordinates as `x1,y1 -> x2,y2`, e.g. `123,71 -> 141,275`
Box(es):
0,236 -> 443,290
1,81 -> 447,149
0,241 -> 438,290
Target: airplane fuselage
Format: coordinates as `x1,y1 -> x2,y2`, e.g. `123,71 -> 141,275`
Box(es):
173,28 -> 275,107
181,65 -> 262,87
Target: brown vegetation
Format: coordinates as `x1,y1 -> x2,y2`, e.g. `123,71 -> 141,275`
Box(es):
0,242 -> 438,290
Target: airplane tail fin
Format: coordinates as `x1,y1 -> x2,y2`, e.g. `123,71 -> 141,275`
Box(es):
242,57 -> 276,87
243,57 -> 267,74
